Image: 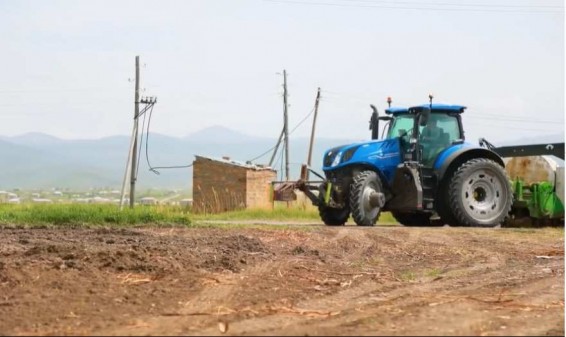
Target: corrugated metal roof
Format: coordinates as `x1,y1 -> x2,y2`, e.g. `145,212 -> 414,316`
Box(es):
194,155 -> 276,171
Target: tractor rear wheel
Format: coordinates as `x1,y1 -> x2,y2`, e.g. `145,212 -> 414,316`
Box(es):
350,170 -> 383,226
318,206 -> 349,226
447,158 -> 513,227
392,211 -> 442,227
435,180 -> 459,226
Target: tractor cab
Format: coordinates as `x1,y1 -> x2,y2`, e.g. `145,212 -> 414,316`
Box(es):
382,104 -> 466,167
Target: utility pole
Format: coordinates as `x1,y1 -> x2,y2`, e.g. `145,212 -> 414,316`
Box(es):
283,69 -> 290,181
268,127 -> 285,167
129,56 -> 141,208
306,87 -> 321,180
119,121 -> 137,210
119,56 -> 157,210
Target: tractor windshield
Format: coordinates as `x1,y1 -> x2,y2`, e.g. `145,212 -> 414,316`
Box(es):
387,114 -> 414,139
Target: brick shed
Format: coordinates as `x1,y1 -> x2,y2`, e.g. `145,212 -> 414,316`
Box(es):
192,155 -> 277,213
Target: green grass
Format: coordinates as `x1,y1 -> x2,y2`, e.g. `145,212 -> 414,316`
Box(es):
424,268 -> 442,278
399,271 -> 417,282
0,204 -> 191,228
0,202 -> 400,228
193,205 -> 321,221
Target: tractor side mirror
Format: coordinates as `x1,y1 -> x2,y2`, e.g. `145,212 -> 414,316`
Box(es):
419,107 -> 431,127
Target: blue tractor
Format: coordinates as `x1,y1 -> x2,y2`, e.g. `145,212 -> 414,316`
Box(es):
297,96 -> 514,227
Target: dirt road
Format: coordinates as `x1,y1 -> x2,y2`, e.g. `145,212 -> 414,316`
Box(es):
0,225 -> 563,336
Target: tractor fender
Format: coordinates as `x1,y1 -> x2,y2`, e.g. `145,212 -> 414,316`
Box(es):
434,146 -> 505,183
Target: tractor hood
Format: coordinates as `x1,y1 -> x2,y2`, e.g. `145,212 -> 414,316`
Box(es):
322,138 -> 400,171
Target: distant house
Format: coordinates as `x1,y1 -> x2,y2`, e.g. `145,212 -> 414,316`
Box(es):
0,191 -> 18,204
90,197 -> 112,204
7,198 -> 20,204
192,155 -> 276,213
32,198 -> 53,204
139,197 -> 158,205
180,198 -> 193,208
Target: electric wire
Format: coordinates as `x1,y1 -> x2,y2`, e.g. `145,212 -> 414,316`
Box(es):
322,89 -> 563,125
263,0 -> 563,13
135,108 -> 148,179
326,0 -> 563,9
466,113 -> 560,124
247,106 -> 316,163
143,104 -> 194,175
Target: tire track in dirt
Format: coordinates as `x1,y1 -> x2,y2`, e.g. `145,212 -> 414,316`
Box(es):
175,227 -> 563,336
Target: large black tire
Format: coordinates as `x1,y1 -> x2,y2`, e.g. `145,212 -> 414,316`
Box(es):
447,158 -> 513,227
318,206 -> 349,226
350,171 -> 383,226
435,178 -> 459,226
392,211 -> 442,227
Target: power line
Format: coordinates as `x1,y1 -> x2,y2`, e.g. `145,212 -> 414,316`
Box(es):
247,106 -> 316,163
465,114 -> 560,124
0,87 -> 129,93
143,103 -> 194,175
329,0 -> 563,9
263,0 -> 563,13
135,106 -> 148,179
465,120 -> 559,132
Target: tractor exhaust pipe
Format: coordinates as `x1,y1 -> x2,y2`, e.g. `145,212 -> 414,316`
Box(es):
369,105 -> 379,140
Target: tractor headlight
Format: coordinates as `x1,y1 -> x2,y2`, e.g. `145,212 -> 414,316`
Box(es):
341,146 -> 360,163
331,152 -> 342,167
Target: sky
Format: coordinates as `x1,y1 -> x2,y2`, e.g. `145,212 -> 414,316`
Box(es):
1,0 -> 564,145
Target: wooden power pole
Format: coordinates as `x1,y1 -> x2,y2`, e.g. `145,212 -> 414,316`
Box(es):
283,70 -> 290,181
129,56 -> 141,208
119,56 -> 157,210
268,127 -> 284,167
306,87 -> 321,180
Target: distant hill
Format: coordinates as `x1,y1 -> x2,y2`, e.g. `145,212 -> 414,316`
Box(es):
184,125 -> 268,144
1,132 -> 64,146
4,127 -> 561,191
0,128 -> 356,190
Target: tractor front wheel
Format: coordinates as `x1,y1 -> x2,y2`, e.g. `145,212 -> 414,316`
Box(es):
318,206 -> 349,226
447,158 -> 513,227
350,170 -> 383,226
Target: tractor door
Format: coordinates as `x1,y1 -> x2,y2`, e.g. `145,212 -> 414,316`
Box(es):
386,113 -> 416,161
418,113 -> 462,166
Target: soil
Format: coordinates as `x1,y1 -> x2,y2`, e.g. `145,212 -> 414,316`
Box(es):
0,225 -> 563,336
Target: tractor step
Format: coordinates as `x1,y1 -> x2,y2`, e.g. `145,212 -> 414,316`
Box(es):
420,167 -> 437,210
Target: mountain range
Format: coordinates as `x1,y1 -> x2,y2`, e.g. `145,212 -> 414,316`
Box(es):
0,126 -> 359,190
0,126 -> 562,191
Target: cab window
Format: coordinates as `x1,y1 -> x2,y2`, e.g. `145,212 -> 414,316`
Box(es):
418,113 -> 461,143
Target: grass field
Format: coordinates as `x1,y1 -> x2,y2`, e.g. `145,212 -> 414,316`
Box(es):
0,203 -> 397,227
0,204 -> 191,227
